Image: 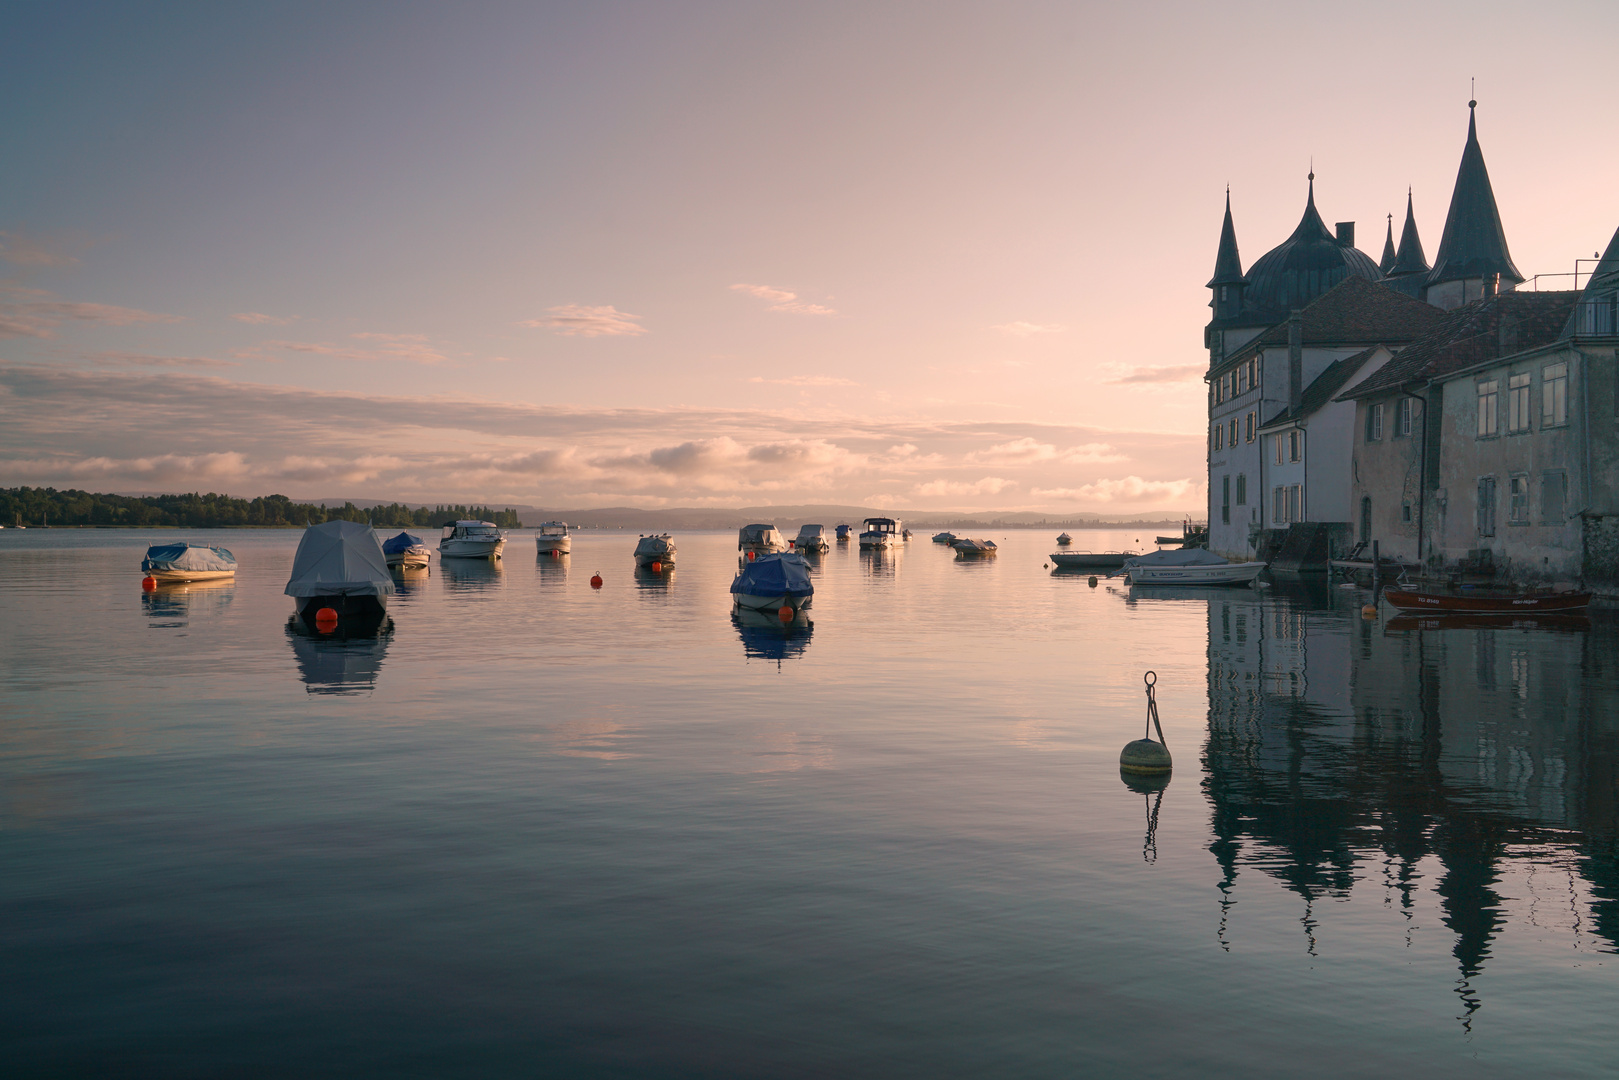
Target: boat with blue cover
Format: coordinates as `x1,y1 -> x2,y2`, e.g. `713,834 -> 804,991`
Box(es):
731,551 -> 814,614
381,531 -> 431,570
141,542 -> 237,583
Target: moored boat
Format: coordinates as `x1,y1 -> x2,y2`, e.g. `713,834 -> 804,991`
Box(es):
859,516 -> 901,548
738,523 -> 786,558
731,551 -> 814,614
1382,586 -> 1592,614
1050,550 -> 1135,570
534,521 -> 571,555
634,532 -> 677,567
381,531 -> 431,570
141,542 -> 237,583
932,531 -> 957,544
952,538 -> 998,556
1056,532 -> 1072,545
1124,548 -> 1265,586
440,520 -> 506,560
284,519 -> 395,624
793,524 -> 829,553
835,524 -> 852,541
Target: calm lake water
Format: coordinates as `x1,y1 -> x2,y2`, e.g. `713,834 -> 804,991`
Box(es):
2,528 -> 1615,1077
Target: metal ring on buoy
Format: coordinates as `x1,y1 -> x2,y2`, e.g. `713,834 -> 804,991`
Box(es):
1144,670 -> 1157,687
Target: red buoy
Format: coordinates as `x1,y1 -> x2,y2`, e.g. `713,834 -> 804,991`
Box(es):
315,607 -> 339,632
141,575 -> 158,591
590,573 -> 603,588
747,550 -> 755,561
650,561 -> 662,573
778,605 -> 794,621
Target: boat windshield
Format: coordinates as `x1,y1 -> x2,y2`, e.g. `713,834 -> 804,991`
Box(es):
460,527 -> 500,537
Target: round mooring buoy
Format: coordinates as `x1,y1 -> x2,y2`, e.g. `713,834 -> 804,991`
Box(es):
1361,604 -> 1377,618
141,575 -> 158,591
590,572 -> 603,588
777,605 -> 794,621
651,561 -> 662,573
1088,576 -> 1098,587
315,607 -> 339,633
1120,670 -> 1172,775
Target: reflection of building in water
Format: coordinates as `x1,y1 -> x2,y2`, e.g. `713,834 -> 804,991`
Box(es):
285,616 -> 394,695
1203,591 -> 1619,1011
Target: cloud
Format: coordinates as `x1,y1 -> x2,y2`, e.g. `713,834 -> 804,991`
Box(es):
1033,477 -> 1199,504
0,287 -> 183,337
914,477 -> 1015,497
520,304 -> 647,337
966,437 -> 1125,465
992,321 -> 1066,337
82,351 -> 241,370
0,232 -> 80,269
258,333 -> 453,365
230,312 -> 296,325
748,375 -> 858,387
1109,364 -> 1205,384
731,283 -> 836,316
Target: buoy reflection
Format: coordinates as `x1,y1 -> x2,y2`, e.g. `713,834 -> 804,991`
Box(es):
1119,770 -> 1169,863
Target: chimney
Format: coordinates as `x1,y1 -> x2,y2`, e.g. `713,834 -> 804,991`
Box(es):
1483,272 -> 1500,298
1287,309 -> 1303,416
1335,222 -> 1355,247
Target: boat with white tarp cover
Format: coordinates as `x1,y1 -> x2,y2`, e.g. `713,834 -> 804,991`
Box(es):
634,533 -> 677,567
141,542 -> 237,583
731,552 -> 814,614
738,523 -> 786,557
793,524 -> 829,552
284,519 -> 395,623
1123,547 -> 1264,586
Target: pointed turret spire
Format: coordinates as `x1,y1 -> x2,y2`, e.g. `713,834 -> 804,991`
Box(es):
1426,100 -> 1522,293
1379,214 -> 1397,275
1393,188 -> 1429,275
1562,224 -> 1619,339
1207,187 -> 1243,288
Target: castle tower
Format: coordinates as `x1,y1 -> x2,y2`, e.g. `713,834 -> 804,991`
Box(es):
1425,101 -> 1522,309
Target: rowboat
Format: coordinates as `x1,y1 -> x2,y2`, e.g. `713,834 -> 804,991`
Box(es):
1050,550 -> 1134,570
1382,587 -> 1592,614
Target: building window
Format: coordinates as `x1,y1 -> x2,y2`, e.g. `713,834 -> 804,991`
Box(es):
1508,372 -> 1531,432
1477,380 -> 1499,436
1237,364 -> 1248,393
1366,403 -> 1384,442
1541,470 -> 1567,523
1220,285 -> 1229,303
1543,362 -> 1568,426
1229,418 -> 1238,447
1214,379 -> 1223,405
1236,473 -> 1247,505
1274,434 -> 1284,465
1249,358 -> 1259,388
1288,484 -> 1302,522
1213,423 -> 1223,451
1401,502 -> 1412,524
1509,474 -> 1530,523
1397,397 -> 1414,437
1288,430 -> 1302,462
1227,371 -> 1237,399
1273,486 -> 1286,524
1477,476 -> 1497,536
1222,476 -> 1231,524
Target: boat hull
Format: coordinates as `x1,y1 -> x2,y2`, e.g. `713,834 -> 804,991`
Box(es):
294,593 -> 389,624
732,592 -> 813,614
440,538 -> 505,559
146,568 -> 236,583
1382,587 -> 1592,614
385,548 -> 431,570
534,537 -> 571,555
1050,551 -> 1131,569
1127,561 -> 1265,586
859,535 -> 894,548
635,551 -> 675,567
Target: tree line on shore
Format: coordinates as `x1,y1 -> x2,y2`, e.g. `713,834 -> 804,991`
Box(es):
0,488 -> 522,529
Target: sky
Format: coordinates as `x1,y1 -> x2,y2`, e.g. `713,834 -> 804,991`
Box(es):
3,0 -> 1617,514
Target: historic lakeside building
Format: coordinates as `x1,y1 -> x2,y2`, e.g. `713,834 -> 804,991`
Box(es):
1205,103 -> 1619,592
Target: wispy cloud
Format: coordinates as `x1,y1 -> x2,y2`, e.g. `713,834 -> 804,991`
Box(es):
1033,477 -> 1199,503
966,437 -> 1126,465
747,375 -> 858,387
0,232 -> 81,269
1109,364 -> 1204,384
915,477 -> 1015,497
230,312 -> 296,326
254,332 -> 453,366
0,287 -> 182,338
992,321 -> 1066,337
82,351 -> 242,370
731,283 -> 836,316
520,304 -> 647,337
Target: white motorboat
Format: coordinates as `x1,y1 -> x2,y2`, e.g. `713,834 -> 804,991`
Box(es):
1123,547 -> 1265,586
440,520 -> 506,559
141,542 -> 237,583
1056,532 -> 1073,545
731,552 -> 814,614
952,538 -> 998,556
381,531 -> 431,570
932,531 -> 957,544
284,520 -> 394,623
738,523 -> 786,558
534,521 -> 571,556
793,524 -> 829,553
634,532 -> 677,567
859,516 -> 901,548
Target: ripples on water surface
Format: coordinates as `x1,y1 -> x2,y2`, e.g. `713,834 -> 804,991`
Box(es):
2,529 -> 1615,1077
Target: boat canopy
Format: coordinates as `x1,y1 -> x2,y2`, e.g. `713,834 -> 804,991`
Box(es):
739,523 -> 782,544
537,522 -> 569,534
1125,547 -> 1228,568
863,517 -> 898,529
731,552 -> 814,598
381,532 -> 426,555
795,524 -> 826,540
284,520 -> 396,599
635,533 -> 674,554
142,543 -> 236,573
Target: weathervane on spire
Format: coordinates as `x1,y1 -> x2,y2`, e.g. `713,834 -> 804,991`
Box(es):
1470,76 -> 1476,109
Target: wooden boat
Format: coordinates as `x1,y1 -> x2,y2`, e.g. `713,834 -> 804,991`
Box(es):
1050,550 -> 1134,570
1382,586 -> 1592,614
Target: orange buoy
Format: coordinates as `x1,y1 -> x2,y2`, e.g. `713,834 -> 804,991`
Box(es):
651,561 -> 662,573
590,573 -> 603,588
747,550 -> 755,561
315,607 -> 339,632
777,605 -> 794,621
141,575 -> 158,591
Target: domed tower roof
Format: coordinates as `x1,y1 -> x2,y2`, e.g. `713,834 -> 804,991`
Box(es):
1240,176 -> 1381,323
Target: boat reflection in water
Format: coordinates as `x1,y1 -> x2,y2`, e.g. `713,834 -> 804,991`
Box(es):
535,550 -> 569,585
732,607 -> 812,668
285,612 -> 393,695
634,564 -> 674,593
141,578 -> 236,628
1202,588 -> 1619,1023
389,564 -> 431,599
441,557 -> 504,592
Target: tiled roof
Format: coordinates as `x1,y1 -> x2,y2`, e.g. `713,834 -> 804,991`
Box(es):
1338,290 -> 1580,400
1259,346 -> 1382,428
1217,275 -> 1445,373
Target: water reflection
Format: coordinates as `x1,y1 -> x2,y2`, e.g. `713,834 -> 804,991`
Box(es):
733,608 -> 813,667
1120,771 -> 1169,864
1203,590 -> 1619,1022
634,564 -> 674,593
140,579 -> 235,628
441,558 -> 504,592
285,614 -> 393,696
535,550 -> 569,585
859,547 -> 901,578
389,565 -> 431,600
